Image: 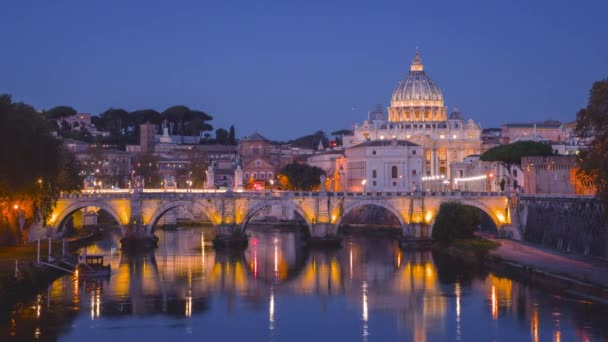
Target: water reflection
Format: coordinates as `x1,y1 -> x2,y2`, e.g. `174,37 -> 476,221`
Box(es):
1,226 -> 607,341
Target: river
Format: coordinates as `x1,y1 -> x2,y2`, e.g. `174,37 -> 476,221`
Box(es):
1,226 -> 607,341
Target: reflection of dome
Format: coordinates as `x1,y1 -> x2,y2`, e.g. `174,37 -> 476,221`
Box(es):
448,107 -> 464,120
391,50 -> 444,108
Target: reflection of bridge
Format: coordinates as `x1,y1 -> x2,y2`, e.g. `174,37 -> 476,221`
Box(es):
40,189 -> 514,242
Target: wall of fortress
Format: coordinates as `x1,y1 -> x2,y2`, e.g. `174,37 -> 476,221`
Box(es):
516,195 -> 607,259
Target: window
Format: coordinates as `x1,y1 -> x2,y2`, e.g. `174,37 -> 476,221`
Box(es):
513,169 -> 518,177
260,173 -> 265,180
459,170 -> 464,177
412,150 -> 416,155
253,172 -> 257,179
391,166 -> 398,178
268,172 -> 273,179
372,150 -> 376,155
412,170 -> 417,175
255,160 -> 262,166
372,181 -> 377,186
245,172 -> 250,179
393,181 -> 397,186
372,170 -> 377,178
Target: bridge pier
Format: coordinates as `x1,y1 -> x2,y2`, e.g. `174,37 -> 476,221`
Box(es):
399,223 -> 432,248
308,223 -> 341,247
212,224 -> 248,249
120,220 -> 158,251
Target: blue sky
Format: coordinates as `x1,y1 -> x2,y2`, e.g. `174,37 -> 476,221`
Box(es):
1,0 -> 607,140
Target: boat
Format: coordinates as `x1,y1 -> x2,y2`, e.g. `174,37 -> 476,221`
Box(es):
77,254 -> 111,277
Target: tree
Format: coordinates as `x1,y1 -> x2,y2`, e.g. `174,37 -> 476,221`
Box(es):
331,129 -> 353,136
278,163 -> 326,190
43,106 -> 77,119
431,201 -> 481,244
189,110 -> 213,133
481,140 -> 553,187
281,130 -> 329,149
229,125 -> 236,145
0,95 -> 81,244
575,79 -> 608,203
162,106 -> 213,142
481,141 -> 553,170
95,108 -> 129,135
215,128 -> 229,144
331,129 -> 352,146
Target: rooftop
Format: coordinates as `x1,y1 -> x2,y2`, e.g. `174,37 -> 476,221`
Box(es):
502,120 -> 563,128
350,139 -> 420,148
240,132 -> 269,142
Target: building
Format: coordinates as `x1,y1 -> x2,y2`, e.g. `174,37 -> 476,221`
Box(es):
342,140 -> 423,192
500,120 -> 572,144
73,145 -> 132,188
238,132 -> 296,188
521,155 -> 595,195
368,104 -> 385,122
343,50 -> 483,179
139,122 -> 157,153
449,155 -> 523,193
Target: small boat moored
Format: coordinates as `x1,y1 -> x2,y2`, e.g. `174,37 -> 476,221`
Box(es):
78,254 -> 111,277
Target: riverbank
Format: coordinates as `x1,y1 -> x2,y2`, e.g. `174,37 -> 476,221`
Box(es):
486,239 -> 608,303
436,237 -> 608,304
0,230 -> 100,308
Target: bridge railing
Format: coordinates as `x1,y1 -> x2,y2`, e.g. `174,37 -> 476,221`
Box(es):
60,189 -> 508,199
518,194 -> 596,200
59,192 -> 132,199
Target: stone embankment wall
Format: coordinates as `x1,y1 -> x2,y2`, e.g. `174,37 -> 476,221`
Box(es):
516,195 -> 607,258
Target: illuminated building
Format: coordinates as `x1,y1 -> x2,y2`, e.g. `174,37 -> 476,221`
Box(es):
341,140 -> 423,192
343,50 -> 483,180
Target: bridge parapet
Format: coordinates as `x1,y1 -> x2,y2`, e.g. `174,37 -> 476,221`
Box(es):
50,189 -> 514,247
59,192 -> 132,200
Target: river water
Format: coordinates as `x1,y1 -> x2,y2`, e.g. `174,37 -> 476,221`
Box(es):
1,227 -> 607,341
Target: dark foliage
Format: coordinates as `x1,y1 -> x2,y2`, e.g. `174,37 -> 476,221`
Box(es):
278,163 -> 326,191
0,95 -> 82,244
575,79 -> 608,204
431,201 -> 482,244
43,106 -> 77,119
480,141 -> 553,169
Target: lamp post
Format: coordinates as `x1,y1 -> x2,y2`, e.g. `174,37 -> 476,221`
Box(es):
38,178 -> 44,226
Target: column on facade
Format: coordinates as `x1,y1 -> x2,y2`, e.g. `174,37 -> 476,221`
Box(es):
427,149 -> 433,176
444,148 -> 449,179
433,149 -> 439,176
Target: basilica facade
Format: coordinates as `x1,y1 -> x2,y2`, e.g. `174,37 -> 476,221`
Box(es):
343,50 -> 483,181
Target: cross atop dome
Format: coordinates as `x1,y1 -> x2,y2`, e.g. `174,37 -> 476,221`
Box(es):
411,48 -> 423,71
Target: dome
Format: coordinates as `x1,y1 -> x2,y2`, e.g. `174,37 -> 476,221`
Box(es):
391,50 -> 444,107
448,106 -> 464,120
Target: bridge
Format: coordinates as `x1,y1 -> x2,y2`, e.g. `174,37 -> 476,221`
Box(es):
35,189 -> 514,245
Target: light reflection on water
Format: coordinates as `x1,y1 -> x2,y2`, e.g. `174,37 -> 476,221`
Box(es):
1,226 -> 607,341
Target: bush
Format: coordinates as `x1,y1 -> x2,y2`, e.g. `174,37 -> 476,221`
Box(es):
432,201 -> 482,244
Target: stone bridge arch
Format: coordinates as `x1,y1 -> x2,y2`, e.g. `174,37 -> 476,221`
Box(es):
336,200 -> 407,230
427,199 -> 506,237
144,200 -> 222,234
50,200 -> 128,233
241,199 -> 313,233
